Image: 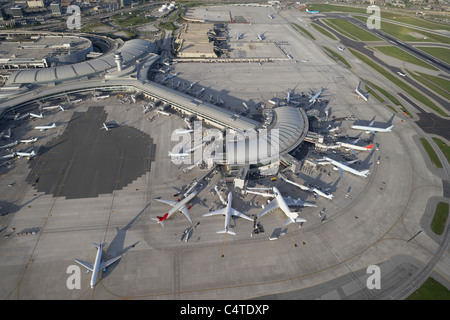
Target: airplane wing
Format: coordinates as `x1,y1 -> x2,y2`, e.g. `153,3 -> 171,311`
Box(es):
338,167 -> 344,179
99,255 -> 122,270
257,199 -> 280,218
230,208 -> 253,221
179,205 -> 192,223
203,207 -> 227,217
155,199 -> 179,207
75,259 -> 94,271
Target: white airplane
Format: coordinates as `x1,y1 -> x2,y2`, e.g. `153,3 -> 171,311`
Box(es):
75,241 -> 122,289
351,119 -> 394,135
337,138 -> 374,155
268,14 -> 274,19
152,191 -> 198,226
96,95 -> 110,100
156,109 -> 170,116
203,192 -> 253,235
236,33 -> 244,40
174,128 -> 194,135
34,123 -> 56,131
0,141 -> 18,149
20,137 -> 38,144
246,187 -> 316,226
161,73 -> 179,83
16,150 -> 36,159
0,153 -> 15,160
257,33 -> 266,41
279,173 -> 333,200
168,151 -> 189,158
307,87 -> 326,105
355,81 -> 368,102
317,156 -> 369,178
14,113 -> 30,121
42,105 -> 64,112
100,123 -> 113,131
30,113 -> 44,119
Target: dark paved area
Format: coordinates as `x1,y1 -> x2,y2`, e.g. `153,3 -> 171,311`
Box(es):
26,106 -> 155,199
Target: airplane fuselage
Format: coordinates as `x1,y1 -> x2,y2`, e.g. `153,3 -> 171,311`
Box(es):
91,244 -> 104,288
351,125 -> 393,133
322,157 -> 369,178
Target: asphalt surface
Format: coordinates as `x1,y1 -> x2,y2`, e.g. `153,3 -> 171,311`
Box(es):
26,106 -> 155,199
314,16 -> 450,141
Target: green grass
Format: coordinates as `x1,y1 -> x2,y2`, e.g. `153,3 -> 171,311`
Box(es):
306,4 -> 366,14
323,46 -> 351,68
406,70 -> 450,101
420,138 -> 443,168
353,16 -> 450,44
349,49 -> 448,117
158,21 -> 176,31
385,105 -> 398,113
416,72 -> 450,93
380,12 -> 450,32
324,18 -> 382,41
112,11 -> 155,28
407,277 -> 450,300
430,202 -> 449,235
374,46 -> 438,71
416,47 -> 450,65
292,23 -> 316,40
432,138 -> 450,165
366,80 -> 401,105
311,23 -> 337,40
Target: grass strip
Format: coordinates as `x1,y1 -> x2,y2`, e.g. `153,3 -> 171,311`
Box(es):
420,138 -> 443,168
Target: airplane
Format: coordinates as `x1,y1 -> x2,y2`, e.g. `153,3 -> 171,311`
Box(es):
75,241 -> 122,289
42,105 -> 64,112
351,118 -> 394,135
0,141 -> 18,149
30,113 -> 44,119
355,81 -> 368,102
161,73 -> 179,83
0,153 -> 15,160
301,59 -> 310,63
306,9 -> 320,14
175,128 -> 194,134
268,14 -> 274,19
202,192 -> 253,235
20,137 -> 38,144
34,123 -> 56,131
336,138 -> 374,155
257,32 -> 266,41
279,173 -> 333,200
307,87 -> 326,105
152,191 -> 198,226
246,187 -> 316,226
156,109 -> 170,116
317,156 -> 370,178
168,151 -> 189,158
14,113 -> 30,121
16,150 -> 36,159
100,123 -> 114,131
236,33 -> 244,40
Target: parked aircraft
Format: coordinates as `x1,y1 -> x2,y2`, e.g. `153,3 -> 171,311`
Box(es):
279,173 -> 333,200
306,9 -> 320,14
268,14 -> 274,19
100,123 -> 113,131
161,73 -> 179,83
336,138 -> 374,155
42,105 -> 64,112
202,192 -> 253,235
20,137 -> 38,144
75,241 -> 122,288
30,113 -> 44,119
351,118 -> 394,135
307,87 -> 326,105
175,128 -> 194,135
152,191 -> 198,226
257,32 -> 266,41
169,151 -> 189,158
34,123 -> 56,131
246,187 -> 315,226
16,150 -> 36,159
0,153 -> 15,160
317,156 -> 370,178
355,81 -> 369,102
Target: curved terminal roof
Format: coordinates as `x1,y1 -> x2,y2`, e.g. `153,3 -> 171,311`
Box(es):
7,39 -> 155,85
224,106 -> 309,165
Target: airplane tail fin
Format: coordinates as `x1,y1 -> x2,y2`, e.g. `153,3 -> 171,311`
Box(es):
366,144 -> 374,150
217,229 -> 236,236
283,216 -> 307,226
